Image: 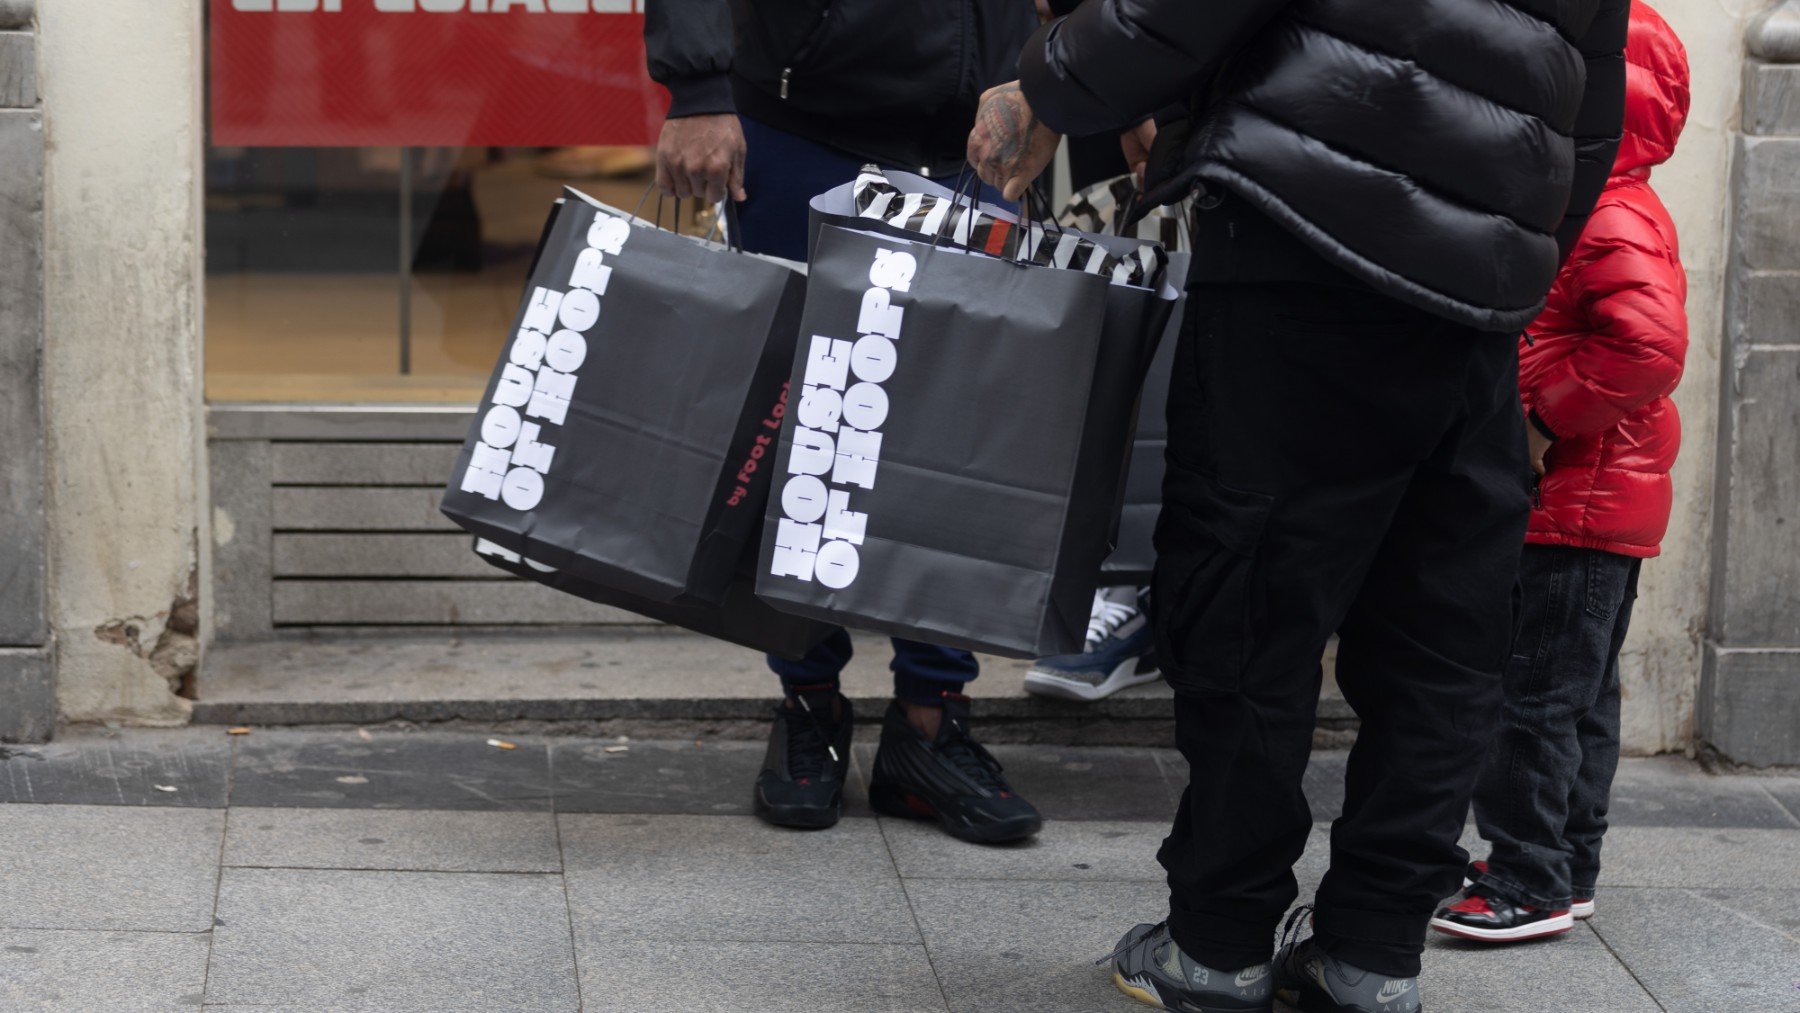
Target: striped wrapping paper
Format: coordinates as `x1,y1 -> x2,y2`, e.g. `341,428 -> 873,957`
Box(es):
849,166 -> 1166,289
1056,174 -> 1194,254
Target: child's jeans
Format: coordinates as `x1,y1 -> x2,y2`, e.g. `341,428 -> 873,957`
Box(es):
1471,544 -> 1642,910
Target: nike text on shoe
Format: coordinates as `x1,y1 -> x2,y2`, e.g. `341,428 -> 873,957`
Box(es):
867,693 -> 1041,844
1429,887 -> 1574,943
753,687 -> 853,830
1462,861 -> 1593,920
1274,915 -> 1421,1013
1024,587 -> 1160,702
1106,921 -> 1274,1012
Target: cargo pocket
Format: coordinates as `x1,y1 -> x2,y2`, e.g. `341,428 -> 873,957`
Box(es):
1151,465 -> 1274,695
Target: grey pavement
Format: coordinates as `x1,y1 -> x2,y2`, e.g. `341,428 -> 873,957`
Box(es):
2,727 -> 1799,1011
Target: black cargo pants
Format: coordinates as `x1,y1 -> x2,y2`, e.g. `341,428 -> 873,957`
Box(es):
1153,278 -> 1530,979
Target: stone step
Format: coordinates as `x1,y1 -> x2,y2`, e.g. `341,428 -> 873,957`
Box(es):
195,630 -> 1351,746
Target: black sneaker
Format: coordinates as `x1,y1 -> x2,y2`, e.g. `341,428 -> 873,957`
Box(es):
752,687 -> 853,829
1429,885 -> 1573,943
1275,910 -> 1422,1012
867,693 -> 1041,844
1107,921 -> 1274,1012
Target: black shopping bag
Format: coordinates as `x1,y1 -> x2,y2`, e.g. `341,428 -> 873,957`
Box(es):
810,169 -> 1188,585
440,190 -> 806,607
1101,329 -> 1176,581
754,223 -> 1148,658
472,538 -> 834,660
1057,175 -> 1194,582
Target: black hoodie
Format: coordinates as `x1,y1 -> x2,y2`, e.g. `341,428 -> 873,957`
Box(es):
644,0 -> 1037,177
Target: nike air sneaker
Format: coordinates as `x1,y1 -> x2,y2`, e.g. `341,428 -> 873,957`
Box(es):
1106,922 -> 1274,1012
1462,860 -> 1593,919
867,693 -> 1041,844
1429,886 -> 1573,943
752,686 -> 853,830
1274,933 -> 1421,1013
1024,587 -> 1160,702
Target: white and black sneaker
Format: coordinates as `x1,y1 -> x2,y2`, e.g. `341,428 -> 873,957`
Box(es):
1106,921 -> 1274,1012
1024,587 -> 1160,702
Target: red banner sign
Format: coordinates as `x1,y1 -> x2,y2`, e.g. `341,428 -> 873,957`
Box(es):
210,0 -> 669,147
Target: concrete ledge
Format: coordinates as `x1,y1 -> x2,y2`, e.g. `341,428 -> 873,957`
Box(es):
193,631 -> 1355,745
208,404 -> 473,441
1701,643 -> 1800,767
0,645 -> 54,743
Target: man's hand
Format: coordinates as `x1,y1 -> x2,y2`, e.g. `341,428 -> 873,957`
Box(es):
654,114 -> 747,204
968,81 -> 1061,203
1528,421 -> 1553,477
1121,118 -> 1156,191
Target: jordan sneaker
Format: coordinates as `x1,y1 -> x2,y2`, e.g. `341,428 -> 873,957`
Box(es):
1430,886 -> 1574,942
752,686 -> 853,829
1107,921 -> 1274,1012
868,693 -> 1041,844
1274,933 -> 1421,1013
1463,860 -> 1593,919
1024,587 -> 1160,702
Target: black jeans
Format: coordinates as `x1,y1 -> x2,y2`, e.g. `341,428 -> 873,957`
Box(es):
1472,545 -> 1641,910
1154,280 -> 1530,979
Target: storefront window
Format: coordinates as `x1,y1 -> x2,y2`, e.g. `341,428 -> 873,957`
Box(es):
204,1 -> 672,403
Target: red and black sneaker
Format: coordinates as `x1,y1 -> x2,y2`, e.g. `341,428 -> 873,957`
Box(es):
868,693 -> 1041,844
1430,886 -> 1574,943
1463,860 -> 1595,920
753,687 -> 854,830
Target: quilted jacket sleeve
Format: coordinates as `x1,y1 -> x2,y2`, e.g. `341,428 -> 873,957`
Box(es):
1554,0 -> 1630,261
643,0 -> 737,118
1530,203 -> 1687,439
1016,0 -> 1292,136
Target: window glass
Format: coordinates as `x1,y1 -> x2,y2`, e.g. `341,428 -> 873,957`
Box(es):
206,146 -> 678,402
205,1 -> 670,403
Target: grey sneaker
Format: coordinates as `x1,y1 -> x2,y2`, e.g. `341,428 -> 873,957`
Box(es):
1274,931 -> 1421,1013
1106,922 -> 1273,1012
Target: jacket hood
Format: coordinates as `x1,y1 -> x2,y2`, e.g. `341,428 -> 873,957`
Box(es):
1615,0 -> 1690,176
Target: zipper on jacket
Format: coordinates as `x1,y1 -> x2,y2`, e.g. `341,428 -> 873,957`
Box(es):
780,4 -> 833,101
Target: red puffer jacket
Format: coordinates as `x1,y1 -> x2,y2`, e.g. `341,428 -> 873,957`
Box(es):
1520,0 -> 1690,559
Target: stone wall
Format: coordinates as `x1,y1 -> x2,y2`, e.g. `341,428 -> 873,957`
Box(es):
0,0 -> 51,742
37,1 -> 204,725
1701,1 -> 1800,765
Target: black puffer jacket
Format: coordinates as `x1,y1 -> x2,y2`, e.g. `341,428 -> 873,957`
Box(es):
1018,0 -> 1630,332
645,0 -> 1037,177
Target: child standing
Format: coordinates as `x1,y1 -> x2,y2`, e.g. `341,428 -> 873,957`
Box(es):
1431,0 -> 1690,943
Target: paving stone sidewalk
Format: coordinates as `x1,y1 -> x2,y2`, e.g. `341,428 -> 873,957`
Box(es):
2,727 -> 1798,1012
